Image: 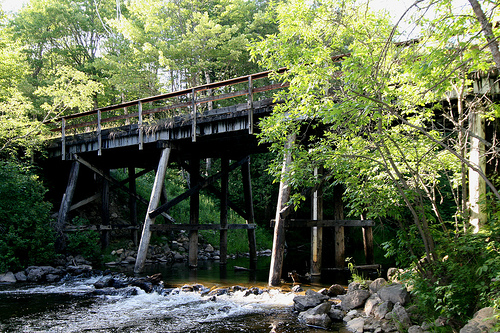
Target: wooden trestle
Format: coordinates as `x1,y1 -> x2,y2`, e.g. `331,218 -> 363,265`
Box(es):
45,67 -> 375,282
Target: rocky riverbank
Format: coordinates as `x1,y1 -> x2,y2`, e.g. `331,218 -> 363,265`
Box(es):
291,273 -> 499,333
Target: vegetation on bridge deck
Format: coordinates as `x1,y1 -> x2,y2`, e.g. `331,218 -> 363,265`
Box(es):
1,0 -> 500,328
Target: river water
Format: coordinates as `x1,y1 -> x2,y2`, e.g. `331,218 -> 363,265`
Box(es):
0,258 -> 347,333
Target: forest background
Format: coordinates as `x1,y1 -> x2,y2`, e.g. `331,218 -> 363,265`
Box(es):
0,0 -> 499,328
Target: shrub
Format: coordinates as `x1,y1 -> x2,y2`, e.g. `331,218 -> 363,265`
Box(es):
0,159 -> 55,272
66,216 -> 101,262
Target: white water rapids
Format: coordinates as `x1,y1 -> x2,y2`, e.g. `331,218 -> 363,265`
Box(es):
0,276 -> 338,332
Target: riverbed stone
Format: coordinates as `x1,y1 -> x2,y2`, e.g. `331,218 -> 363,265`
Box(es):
0,272 -> 16,283
346,317 -> 365,333
298,302 -> 332,328
293,289 -> 329,312
460,307 -> 499,333
364,294 -> 382,316
328,284 -> 346,296
369,278 -> 387,294
378,283 -> 409,305
374,301 -> 393,320
386,303 -> 411,329
340,289 -> 371,311
14,271 -> 27,282
329,308 -> 345,321
94,276 -> 115,289
408,325 -> 425,333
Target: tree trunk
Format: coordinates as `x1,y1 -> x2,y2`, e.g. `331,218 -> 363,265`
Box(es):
468,0 -> 500,68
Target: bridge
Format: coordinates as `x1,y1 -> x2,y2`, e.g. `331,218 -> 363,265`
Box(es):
42,68 -> 375,285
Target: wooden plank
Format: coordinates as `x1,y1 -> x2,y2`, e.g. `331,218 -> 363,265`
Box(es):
248,77 -> 254,134
65,224 -> 141,231
149,224 -> 256,231
220,158 -> 229,265
334,183 -> 345,269
74,155 -> 175,223
269,133 -> 295,287
242,156 -> 257,262
150,156 -> 249,218
311,167 -> 323,276
61,118 -> 66,160
55,161 -> 80,251
97,110 -> 102,156
138,101 -> 143,150
363,226 -> 374,265
192,88 -> 197,142
189,157 -> 200,268
269,219 -> 375,227
101,169 -> 110,249
322,264 -> 381,271
134,147 -> 171,273
129,167 -> 138,246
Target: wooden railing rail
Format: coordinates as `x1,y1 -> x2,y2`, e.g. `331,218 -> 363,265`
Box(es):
43,68 -> 288,159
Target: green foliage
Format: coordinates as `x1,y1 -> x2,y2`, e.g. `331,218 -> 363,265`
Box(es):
66,216 -> 101,262
200,226 -> 273,254
0,159 -> 55,272
400,222 -> 500,321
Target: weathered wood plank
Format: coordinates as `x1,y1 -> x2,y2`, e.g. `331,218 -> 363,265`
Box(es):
219,158 -> 229,265
56,161 -> 80,251
149,224 -> 256,231
242,157 -> 257,262
189,158 -> 200,268
269,219 -> 375,227
135,147 -> 171,273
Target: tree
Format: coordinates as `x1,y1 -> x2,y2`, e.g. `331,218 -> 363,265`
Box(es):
250,0 -> 499,285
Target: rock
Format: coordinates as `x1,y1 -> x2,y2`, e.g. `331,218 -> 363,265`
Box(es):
298,302 -> 332,328
369,278 -> 387,294
364,294 -> 382,316
293,289 -> 329,312
205,244 -> 215,252
378,283 -> 409,306
373,301 -> 393,320
66,264 -> 92,275
348,282 -> 364,293
174,253 -> 184,262
346,317 -> 365,333
364,317 -> 384,332
14,271 -> 27,282
0,272 -> 16,283
329,308 -> 345,321
460,307 -> 499,333
387,303 -> 411,329
340,289 -> 371,311
328,284 -> 346,296
408,325 -> 424,333
291,285 -> 303,293
130,279 -> 153,293
45,274 -> 61,283
94,276 -> 115,289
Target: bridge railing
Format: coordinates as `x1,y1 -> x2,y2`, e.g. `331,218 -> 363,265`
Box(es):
44,68 -> 289,159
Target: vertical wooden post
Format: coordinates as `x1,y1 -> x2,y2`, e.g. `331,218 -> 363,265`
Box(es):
248,76 -> 254,134
333,183 -> 345,268
362,226 -> 374,265
219,157 -> 229,265
61,118 -> 66,160
242,156 -> 257,262
269,134 -> 295,286
134,147 -> 171,273
469,106 -> 486,233
97,110 -> 102,156
189,157 -> 200,268
138,101 -> 144,150
101,169 -> 110,249
128,167 -> 138,246
311,167 -> 323,276
55,161 -> 80,251
192,88 -> 197,142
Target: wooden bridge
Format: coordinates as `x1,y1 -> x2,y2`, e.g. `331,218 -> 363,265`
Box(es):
43,68 -> 375,286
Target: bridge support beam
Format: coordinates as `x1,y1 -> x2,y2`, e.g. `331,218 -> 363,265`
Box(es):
219,157 -> 229,265
101,169 -> 110,249
134,147 -> 171,273
310,167 -> 323,277
269,134 -> 295,286
128,167 -> 138,246
189,157 -> 200,268
56,161 -> 80,252
333,183 -> 345,268
242,156 -> 257,263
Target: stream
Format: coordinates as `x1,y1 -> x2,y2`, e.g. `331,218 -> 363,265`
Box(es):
0,258 -> 347,333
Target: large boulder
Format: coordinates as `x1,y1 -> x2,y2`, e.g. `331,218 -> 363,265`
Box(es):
0,272 -> 16,283
327,284 -> 346,296
26,266 -> 61,282
346,317 -> 365,333
387,303 -> 411,329
378,283 -> 409,305
369,278 -> 387,294
373,300 -> 393,320
364,294 -> 382,316
340,289 -> 371,311
460,307 -> 499,333
298,302 -> 332,328
293,289 -> 329,312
